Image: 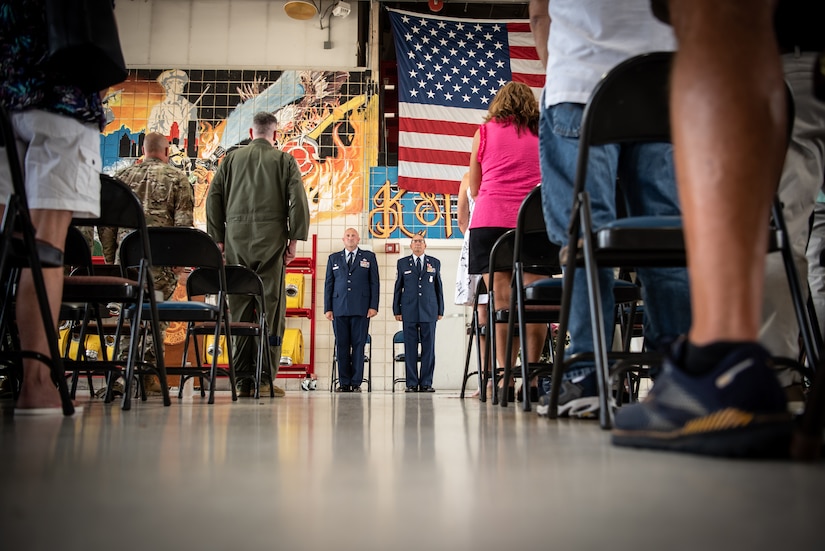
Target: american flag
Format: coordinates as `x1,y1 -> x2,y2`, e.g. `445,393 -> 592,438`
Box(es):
388,8 -> 543,195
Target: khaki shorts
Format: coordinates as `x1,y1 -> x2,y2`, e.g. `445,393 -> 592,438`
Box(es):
0,110 -> 100,218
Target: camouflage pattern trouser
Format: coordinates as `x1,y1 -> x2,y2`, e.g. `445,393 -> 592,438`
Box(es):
117,267 -> 177,366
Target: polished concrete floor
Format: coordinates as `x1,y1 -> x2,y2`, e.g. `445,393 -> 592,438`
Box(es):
1,389 -> 824,551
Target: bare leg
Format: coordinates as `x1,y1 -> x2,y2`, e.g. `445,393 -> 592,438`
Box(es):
483,273 -> 512,392
14,209 -> 72,410
487,271 -> 547,389
669,0 -> 786,345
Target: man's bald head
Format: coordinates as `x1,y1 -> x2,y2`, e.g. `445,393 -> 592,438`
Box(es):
143,132 -> 170,162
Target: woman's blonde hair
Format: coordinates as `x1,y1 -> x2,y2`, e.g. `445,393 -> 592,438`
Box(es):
483,81 -> 539,136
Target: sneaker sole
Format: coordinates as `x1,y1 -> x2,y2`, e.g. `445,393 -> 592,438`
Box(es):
537,396 -> 600,419
611,410 -> 793,458
558,396 -> 600,419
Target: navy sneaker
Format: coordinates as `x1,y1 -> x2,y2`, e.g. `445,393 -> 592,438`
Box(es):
612,339 -> 793,457
536,376 -> 599,419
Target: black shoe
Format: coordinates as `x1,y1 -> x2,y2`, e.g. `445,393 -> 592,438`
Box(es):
405,386 -> 418,393
420,385 -> 435,393
516,386 -> 540,403
497,386 -> 515,402
351,385 -> 362,393
335,385 -> 351,392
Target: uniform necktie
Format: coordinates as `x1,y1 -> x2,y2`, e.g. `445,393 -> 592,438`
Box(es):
347,252 -> 354,270
416,257 -> 422,273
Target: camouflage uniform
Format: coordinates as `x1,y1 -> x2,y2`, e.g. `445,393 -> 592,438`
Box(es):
113,157 -> 194,364
98,226 -> 118,264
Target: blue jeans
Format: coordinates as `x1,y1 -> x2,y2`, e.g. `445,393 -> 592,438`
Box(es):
539,102 -> 691,383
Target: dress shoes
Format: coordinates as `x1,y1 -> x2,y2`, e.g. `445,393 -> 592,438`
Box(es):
351,386 -> 362,393
405,386 -> 418,393
335,385 -> 352,392
420,385 -> 435,393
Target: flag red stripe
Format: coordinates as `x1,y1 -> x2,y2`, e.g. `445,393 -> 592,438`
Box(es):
398,176 -> 460,195
512,73 -> 546,88
399,117 -> 479,137
507,22 -> 532,33
509,45 -> 539,61
398,147 -> 471,165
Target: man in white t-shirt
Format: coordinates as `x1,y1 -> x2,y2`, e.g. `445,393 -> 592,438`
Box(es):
530,0 -> 690,419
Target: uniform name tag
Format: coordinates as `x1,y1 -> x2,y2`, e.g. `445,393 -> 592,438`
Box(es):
332,265 -> 339,270
404,270 -> 412,275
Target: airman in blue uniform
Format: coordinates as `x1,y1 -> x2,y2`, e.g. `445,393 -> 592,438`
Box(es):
324,228 -> 379,392
393,235 -> 444,392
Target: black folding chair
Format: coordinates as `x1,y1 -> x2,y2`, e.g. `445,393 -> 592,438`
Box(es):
460,279 -> 487,399
62,175 -> 171,410
392,329 -> 419,392
483,229 -> 521,405
121,227 -> 235,404
330,333 -> 372,392
60,225 -> 116,398
185,264 -> 272,399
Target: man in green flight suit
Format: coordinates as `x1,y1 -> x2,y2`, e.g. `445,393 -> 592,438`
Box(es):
206,111 -> 310,397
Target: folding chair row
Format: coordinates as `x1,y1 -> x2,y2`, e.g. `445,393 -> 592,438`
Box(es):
545,52 -> 819,430
61,177 -> 258,408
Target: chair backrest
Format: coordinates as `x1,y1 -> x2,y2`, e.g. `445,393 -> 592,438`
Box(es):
486,230 -> 516,315
187,264 -> 264,299
488,229 -> 515,275
63,226 -> 94,272
121,227 -> 222,270
575,50 -> 793,194
581,52 -> 673,148
70,174 -> 153,276
72,174 -> 148,230
393,330 -> 419,345
573,52 -> 673,200
513,186 -> 561,275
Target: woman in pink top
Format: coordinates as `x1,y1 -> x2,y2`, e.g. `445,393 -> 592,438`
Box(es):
467,81 -> 548,402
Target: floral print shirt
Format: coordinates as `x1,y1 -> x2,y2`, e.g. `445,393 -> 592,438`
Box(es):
0,0 -> 106,130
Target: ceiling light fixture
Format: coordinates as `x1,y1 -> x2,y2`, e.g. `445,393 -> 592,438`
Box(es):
284,0 -> 318,21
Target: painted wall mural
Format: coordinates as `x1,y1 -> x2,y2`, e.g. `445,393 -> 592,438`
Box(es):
100,68 -> 376,228
98,68 -> 465,240
368,166 -> 461,240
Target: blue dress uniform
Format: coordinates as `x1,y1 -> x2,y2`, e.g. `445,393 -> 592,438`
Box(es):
324,248 -> 379,388
393,254 -> 444,389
